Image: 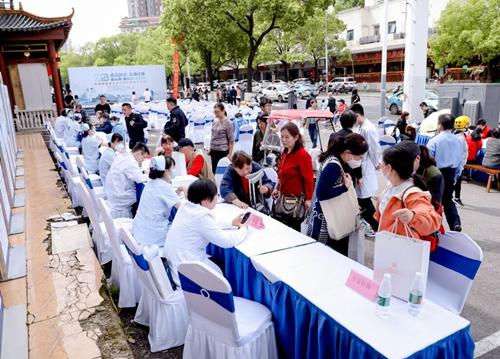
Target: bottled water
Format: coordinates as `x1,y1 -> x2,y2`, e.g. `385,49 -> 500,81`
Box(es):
408,272 -> 424,316
376,273 -> 392,318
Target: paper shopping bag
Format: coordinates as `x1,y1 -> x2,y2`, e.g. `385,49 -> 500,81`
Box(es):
373,230 -> 430,300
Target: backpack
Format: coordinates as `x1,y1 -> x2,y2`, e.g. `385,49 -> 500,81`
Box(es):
401,186 -> 444,252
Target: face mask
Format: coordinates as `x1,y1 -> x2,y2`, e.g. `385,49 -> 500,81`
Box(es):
115,143 -> 124,152
170,171 -> 176,180
347,157 -> 362,169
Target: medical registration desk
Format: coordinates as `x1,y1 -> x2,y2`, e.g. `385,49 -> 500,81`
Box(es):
207,203 -> 474,359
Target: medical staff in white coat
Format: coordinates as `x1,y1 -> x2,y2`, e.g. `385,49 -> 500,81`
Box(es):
164,179 -> 248,285
63,114 -> 81,148
351,103 -> 381,235
132,155 -> 184,247
104,143 -> 149,218
81,123 -> 103,173
99,133 -> 124,185
54,109 -> 67,139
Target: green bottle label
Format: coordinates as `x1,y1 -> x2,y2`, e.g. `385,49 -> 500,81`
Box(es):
377,295 -> 390,307
409,291 -> 422,305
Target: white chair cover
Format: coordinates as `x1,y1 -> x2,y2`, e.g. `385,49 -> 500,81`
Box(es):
426,231 -> 483,314
237,124 -> 254,155
215,157 -> 231,193
178,261 -> 278,359
120,227 -> 188,352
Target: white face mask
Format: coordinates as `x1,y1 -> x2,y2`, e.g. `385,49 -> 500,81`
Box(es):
347,157 -> 362,169
115,143 -> 124,152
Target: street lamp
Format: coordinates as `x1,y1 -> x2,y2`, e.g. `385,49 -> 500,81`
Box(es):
325,5 -> 334,88
380,0 -> 389,117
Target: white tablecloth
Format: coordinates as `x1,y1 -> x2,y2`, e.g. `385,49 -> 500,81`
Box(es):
251,243 -> 471,359
212,203 -> 315,257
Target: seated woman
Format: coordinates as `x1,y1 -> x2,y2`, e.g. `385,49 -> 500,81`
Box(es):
132,155 -> 183,247
416,145 -> 444,204
177,138 -> 215,181
375,144 -> 442,250
164,179 -> 248,285
220,151 -> 274,209
81,123 -> 103,173
110,116 -> 126,139
483,128 -> 500,169
95,112 -> 113,134
99,133 -> 124,185
158,134 -> 175,157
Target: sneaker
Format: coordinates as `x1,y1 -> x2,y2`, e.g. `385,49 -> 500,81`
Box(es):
360,219 -> 376,238
453,198 -> 464,207
453,225 -> 462,232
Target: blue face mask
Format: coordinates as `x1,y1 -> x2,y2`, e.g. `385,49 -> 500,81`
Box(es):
170,171 -> 176,180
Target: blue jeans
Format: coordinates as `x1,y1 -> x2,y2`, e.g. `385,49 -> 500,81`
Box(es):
308,123 -> 318,149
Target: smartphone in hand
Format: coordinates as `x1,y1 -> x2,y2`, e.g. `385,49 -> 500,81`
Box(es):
241,212 -> 251,224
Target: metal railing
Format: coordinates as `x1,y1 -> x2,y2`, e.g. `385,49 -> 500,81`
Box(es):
359,35 -> 381,45
14,107 -> 56,131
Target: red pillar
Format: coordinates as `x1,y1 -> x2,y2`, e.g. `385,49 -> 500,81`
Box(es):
48,40 -> 63,114
0,50 -> 16,114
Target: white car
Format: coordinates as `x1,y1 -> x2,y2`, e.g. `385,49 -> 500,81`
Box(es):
261,84 -> 291,102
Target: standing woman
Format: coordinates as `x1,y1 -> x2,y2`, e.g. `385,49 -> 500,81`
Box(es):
209,102 -> 235,173
272,122 -> 314,231
305,98 -> 320,149
351,88 -> 360,105
81,123 -> 103,173
307,134 -> 368,255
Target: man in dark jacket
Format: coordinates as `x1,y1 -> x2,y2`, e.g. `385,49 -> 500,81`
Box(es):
122,102 -> 148,149
327,92 -> 336,114
220,151 -> 274,209
164,97 -> 188,142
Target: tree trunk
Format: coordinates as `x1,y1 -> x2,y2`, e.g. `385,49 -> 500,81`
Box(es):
235,64 -> 240,80
313,56 -> 319,83
203,50 -> 214,91
281,60 -> 289,82
246,48 -> 257,92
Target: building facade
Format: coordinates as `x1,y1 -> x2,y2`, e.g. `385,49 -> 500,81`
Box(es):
120,0 -> 162,33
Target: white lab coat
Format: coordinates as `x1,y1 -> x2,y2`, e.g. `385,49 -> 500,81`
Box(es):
63,118 -> 81,148
164,201 -> 248,285
104,152 -> 147,218
132,179 -> 180,247
81,135 -> 102,173
355,119 -> 381,198
54,115 -> 67,138
98,147 -> 116,185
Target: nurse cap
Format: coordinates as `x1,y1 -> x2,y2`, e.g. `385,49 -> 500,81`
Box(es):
150,155 -> 166,171
80,123 -> 90,132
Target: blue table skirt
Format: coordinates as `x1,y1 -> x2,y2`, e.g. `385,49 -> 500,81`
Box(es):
207,244 -> 475,359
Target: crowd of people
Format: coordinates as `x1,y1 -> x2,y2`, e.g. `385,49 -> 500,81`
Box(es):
54,89 -> 500,287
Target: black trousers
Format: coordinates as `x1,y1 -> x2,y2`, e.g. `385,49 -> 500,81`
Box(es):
274,213 -> 302,232
210,149 -> 228,174
358,197 -> 378,231
440,167 -> 461,228
326,236 -> 349,256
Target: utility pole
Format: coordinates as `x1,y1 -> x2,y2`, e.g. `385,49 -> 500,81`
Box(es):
380,0 -> 389,117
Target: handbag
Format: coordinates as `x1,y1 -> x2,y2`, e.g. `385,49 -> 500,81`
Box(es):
273,193 -> 306,222
319,156 -> 360,240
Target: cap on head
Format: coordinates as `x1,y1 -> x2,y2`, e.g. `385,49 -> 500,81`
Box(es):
454,115 -> 471,130
150,156 -> 166,171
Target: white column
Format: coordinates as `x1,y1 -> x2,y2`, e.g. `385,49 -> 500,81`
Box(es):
402,0 -> 429,124
380,0 -> 389,117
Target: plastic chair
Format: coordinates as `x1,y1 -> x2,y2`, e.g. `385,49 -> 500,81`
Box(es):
178,261 -> 278,359
215,157 -> 231,193
426,231 -> 483,314
97,198 -> 141,308
379,134 -> 396,151
192,117 -> 206,144
54,152 -> 83,207
120,227 -> 189,352
237,124 -> 254,155
75,181 -> 112,264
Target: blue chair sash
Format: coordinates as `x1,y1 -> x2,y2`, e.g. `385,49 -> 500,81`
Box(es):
84,177 -> 93,190
59,161 -> 67,171
178,272 -> 235,313
215,166 -> 227,175
124,244 -> 149,271
239,130 -> 253,135
379,140 -> 395,147
135,182 -> 145,205
430,246 -> 481,280
168,206 -> 178,223
193,122 -> 206,127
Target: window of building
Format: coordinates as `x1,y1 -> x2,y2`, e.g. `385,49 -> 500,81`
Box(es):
373,24 -> 380,37
388,21 -> 397,34
346,30 -> 354,41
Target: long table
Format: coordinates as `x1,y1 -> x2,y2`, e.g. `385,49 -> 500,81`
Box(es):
209,203 -> 475,359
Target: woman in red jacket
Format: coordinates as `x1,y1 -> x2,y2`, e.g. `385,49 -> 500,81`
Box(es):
272,122 -> 314,231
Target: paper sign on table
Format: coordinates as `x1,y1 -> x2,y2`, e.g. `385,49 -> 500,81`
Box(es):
346,270 -> 380,301
247,213 -> 265,229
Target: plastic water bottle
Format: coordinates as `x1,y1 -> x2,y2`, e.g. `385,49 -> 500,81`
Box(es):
376,273 -> 392,318
408,272 -> 424,316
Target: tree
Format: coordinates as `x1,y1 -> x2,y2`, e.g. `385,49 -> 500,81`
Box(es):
92,33 -> 141,66
162,0 -> 245,89
429,0 -> 500,82
221,0 -> 328,91
296,8 -> 348,82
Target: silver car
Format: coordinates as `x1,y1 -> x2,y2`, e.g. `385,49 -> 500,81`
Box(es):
261,84 -> 291,102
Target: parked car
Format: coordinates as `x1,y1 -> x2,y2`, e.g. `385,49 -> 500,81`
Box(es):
328,77 -> 356,93
386,90 -> 439,115
292,83 -> 319,99
293,77 -> 313,84
261,84 -> 291,102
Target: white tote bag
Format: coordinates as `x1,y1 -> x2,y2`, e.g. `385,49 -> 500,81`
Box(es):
373,224 -> 430,300
319,157 -> 359,240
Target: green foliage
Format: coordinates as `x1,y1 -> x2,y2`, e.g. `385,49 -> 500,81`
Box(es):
429,0 -> 500,70
334,0 -> 364,11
